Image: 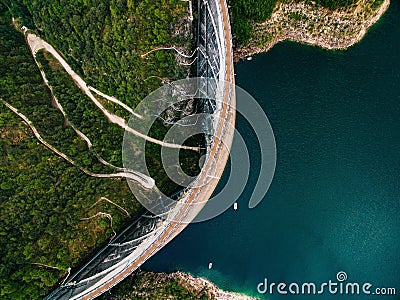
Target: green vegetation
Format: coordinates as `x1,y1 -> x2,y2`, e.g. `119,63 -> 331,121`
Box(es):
99,271 -> 210,300
370,0 -> 384,9
229,0 -> 277,44
0,10 -> 141,298
11,0 -> 192,108
0,0 -> 196,298
228,0 -> 360,45
35,49 -> 125,169
288,11 -> 304,21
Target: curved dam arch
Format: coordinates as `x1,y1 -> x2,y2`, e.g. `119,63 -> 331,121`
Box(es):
45,0 -> 235,299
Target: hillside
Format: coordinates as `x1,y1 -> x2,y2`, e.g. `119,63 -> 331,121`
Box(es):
0,1 -> 195,298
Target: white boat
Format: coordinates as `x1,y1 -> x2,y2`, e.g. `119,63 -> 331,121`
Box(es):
208,262 -> 213,269
233,202 -> 238,210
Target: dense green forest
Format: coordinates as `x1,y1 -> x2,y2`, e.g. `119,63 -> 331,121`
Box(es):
0,0 -> 195,298
10,0 -> 192,107
0,11 -> 142,298
228,0 -> 383,45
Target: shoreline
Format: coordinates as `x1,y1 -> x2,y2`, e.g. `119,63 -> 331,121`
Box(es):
102,270 -> 259,299
234,0 -> 390,61
171,271 -> 258,299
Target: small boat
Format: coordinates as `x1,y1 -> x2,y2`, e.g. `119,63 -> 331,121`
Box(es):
246,56 -> 253,61
208,262 -> 213,269
233,202 -> 238,210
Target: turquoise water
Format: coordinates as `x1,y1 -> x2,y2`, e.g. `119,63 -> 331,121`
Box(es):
145,2 -> 400,299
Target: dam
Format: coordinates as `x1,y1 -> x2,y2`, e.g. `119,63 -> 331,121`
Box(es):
45,0 -> 235,298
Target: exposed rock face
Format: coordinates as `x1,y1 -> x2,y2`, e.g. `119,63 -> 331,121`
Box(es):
235,0 -> 390,60
171,271 -> 258,300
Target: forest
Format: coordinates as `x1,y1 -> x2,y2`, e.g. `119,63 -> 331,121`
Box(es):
0,0 -> 196,298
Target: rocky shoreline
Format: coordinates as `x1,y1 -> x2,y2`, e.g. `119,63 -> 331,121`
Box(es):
235,0 -> 390,61
100,270 -> 259,299
171,271 -> 258,299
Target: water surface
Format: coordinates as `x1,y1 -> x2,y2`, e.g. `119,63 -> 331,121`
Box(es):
146,2 -> 400,299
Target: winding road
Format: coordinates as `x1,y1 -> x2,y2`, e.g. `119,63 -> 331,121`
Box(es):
1,99 -> 155,189
24,30 -> 199,152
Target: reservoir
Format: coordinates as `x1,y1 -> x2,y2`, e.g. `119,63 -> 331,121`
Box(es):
145,1 -> 400,299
